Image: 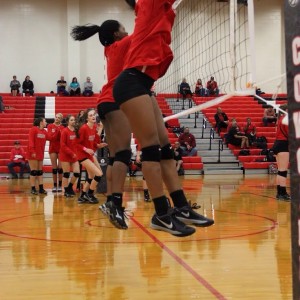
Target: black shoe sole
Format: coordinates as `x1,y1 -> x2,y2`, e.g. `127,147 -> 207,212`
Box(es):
176,217 -> 214,227
150,223 -> 195,237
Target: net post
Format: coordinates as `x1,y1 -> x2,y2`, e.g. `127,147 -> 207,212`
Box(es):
247,0 -> 257,84
230,0 -> 237,91
284,1 -> 300,299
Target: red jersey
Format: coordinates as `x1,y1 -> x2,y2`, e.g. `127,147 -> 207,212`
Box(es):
276,116 -> 288,141
75,124 -> 99,161
27,127 -> 48,160
123,0 -> 176,81
97,36 -> 132,105
10,147 -> 26,163
59,127 -> 77,163
47,123 -> 64,153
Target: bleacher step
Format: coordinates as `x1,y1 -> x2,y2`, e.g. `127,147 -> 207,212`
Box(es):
204,168 -> 243,175
202,157 -> 239,163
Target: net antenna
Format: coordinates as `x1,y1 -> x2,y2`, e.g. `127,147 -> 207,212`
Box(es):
172,0 -> 184,9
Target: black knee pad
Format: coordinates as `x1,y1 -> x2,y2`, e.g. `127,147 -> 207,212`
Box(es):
63,172 -> 70,178
115,150 -> 131,166
73,172 -> 80,178
108,157 -> 115,166
58,168 -> 63,174
141,145 -> 161,162
161,143 -> 174,160
86,178 -> 92,184
30,170 -> 37,176
278,170 -> 287,178
52,168 -> 58,174
94,175 -> 102,182
37,170 -> 43,176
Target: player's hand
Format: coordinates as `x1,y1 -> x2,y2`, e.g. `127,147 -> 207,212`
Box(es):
97,143 -> 108,149
84,148 -> 94,155
136,155 -> 141,163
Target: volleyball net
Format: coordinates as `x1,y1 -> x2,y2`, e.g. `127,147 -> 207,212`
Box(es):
157,0 -> 250,94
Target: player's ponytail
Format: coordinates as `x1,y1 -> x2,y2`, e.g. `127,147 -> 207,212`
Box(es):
71,20 -> 121,46
71,24 -> 100,41
125,0 -> 136,9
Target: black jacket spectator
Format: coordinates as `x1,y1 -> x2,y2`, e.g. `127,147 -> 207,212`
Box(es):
214,107 -> 229,133
22,76 -> 34,96
179,78 -> 192,98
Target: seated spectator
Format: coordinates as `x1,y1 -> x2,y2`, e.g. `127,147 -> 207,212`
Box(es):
0,96 -> 4,113
76,110 -> 85,122
243,117 -> 256,145
178,127 -> 197,156
255,88 -> 265,96
10,75 -> 21,96
22,75 -> 34,96
82,76 -> 94,96
194,79 -> 206,96
263,106 -> 277,126
7,141 -> 30,179
69,77 -> 81,96
173,141 -> 184,175
206,76 -> 219,96
227,119 -> 249,149
214,107 -> 229,133
56,76 -> 69,96
179,78 -> 192,99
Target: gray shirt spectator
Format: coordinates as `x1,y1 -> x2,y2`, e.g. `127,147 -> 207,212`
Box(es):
83,77 -> 94,96
10,75 -> 21,96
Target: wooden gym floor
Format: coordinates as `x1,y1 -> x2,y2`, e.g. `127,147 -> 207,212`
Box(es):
0,174 -> 292,299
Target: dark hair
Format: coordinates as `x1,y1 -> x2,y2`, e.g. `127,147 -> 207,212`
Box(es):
71,20 -> 121,46
74,108 -> 95,138
33,117 -> 44,127
65,114 -> 74,124
125,0 -> 136,9
72,77 -> 77,82
279,104 -> 288,117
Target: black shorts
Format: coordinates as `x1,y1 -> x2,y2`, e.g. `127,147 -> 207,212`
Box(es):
78,158 -> 88,163
97,102 -> 119,120
272,140 -> 289,154
113,68 -> 154,105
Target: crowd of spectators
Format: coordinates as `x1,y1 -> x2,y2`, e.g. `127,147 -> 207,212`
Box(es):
8,75 -> 94,97
179,76 -> 219,98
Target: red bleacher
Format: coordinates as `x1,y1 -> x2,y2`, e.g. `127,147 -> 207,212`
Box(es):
0,96 -> 97,174
197,96 -> 287,171
0,95 -> 203,174
156,97 -> 203,171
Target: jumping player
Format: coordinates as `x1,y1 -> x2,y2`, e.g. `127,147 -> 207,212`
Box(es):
112,0 -> 214,236
71,21 -> 132,228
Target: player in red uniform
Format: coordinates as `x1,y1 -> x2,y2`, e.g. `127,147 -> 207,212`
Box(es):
59,115 -> 80,197
75,108 -> 104,204
47,113 -> 64,193
71,20 -> 132,228
111,0 -> 214,237
27,117 -> 49,195
272,104 -> 290,201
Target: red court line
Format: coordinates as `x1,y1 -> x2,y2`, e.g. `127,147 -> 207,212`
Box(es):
131,216 -> 227,300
